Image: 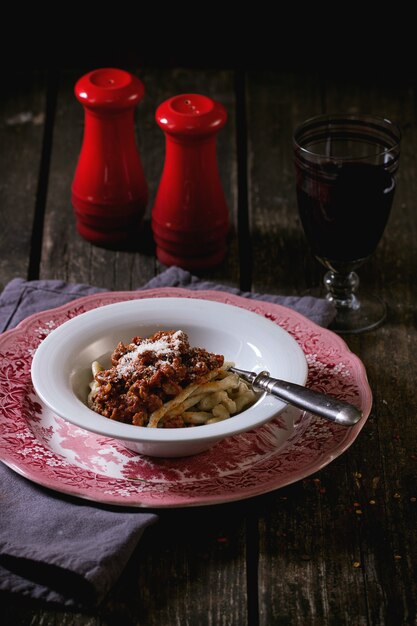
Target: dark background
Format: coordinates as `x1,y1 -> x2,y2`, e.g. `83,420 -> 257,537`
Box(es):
2,14 -> 414,81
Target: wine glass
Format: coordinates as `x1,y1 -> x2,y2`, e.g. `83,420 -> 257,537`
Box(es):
293,113 -> 401,334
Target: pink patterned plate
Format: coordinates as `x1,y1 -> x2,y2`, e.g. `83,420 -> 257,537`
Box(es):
0,288 -> 372,508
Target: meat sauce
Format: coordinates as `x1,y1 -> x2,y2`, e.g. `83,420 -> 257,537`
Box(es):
89,330 -> 224,427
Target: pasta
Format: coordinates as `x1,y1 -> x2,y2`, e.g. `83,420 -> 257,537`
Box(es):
87,330 -> 256,428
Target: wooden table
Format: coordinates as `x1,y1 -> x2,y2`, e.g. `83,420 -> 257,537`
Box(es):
1,65 -> 417,625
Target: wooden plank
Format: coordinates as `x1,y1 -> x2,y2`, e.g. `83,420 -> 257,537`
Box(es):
40,67 -> 238,290
257,467 -> 369,624
246,71 -> 323,297
0,598 -> 95,625
128,507 -> 248,625
325,76 -> 417,625
0,71 -> 46,290
249,71 -> 417,624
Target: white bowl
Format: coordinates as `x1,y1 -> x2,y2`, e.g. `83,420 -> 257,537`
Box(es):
31,298 -> 308,457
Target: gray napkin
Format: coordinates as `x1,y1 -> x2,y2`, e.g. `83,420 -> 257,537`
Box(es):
0,267 -> 335,333
143,267 -> 336,327
0,267 -> 335,607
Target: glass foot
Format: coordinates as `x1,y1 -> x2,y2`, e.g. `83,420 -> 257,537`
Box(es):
304,270 -> 388,334
302,286 -> 387,334
328,293 -> 387,334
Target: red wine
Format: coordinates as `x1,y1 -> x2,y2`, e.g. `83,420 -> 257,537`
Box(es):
296,162 -> 395,270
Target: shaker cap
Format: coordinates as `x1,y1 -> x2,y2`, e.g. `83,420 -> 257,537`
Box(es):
155,93 -> 227,135
74,68 -> 145,110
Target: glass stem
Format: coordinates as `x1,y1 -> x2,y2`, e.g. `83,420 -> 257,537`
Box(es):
323,271 -> 360,311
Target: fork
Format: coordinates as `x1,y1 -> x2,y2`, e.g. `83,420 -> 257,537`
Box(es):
230,367 -> 362,427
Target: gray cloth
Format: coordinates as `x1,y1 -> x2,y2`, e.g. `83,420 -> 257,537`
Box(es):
0,267 -> 335,333
0,467 -> 157,607
0,267 -> 335,608
144,267 -> 336,327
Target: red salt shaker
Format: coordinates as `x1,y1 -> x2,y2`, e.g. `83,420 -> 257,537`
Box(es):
151,93 -> 230,269
71,68 -> 148,247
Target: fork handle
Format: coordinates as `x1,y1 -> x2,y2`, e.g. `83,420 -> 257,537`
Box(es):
253,371 -> 362,426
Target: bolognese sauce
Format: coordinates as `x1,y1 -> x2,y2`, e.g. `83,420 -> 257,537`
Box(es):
88,330 -> 224,427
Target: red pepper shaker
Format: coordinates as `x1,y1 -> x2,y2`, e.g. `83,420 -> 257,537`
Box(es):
151,93 -> 230,269
71,68 -> 148,248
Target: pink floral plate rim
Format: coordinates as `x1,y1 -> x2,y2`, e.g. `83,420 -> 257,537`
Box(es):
0,288 -> 372,508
